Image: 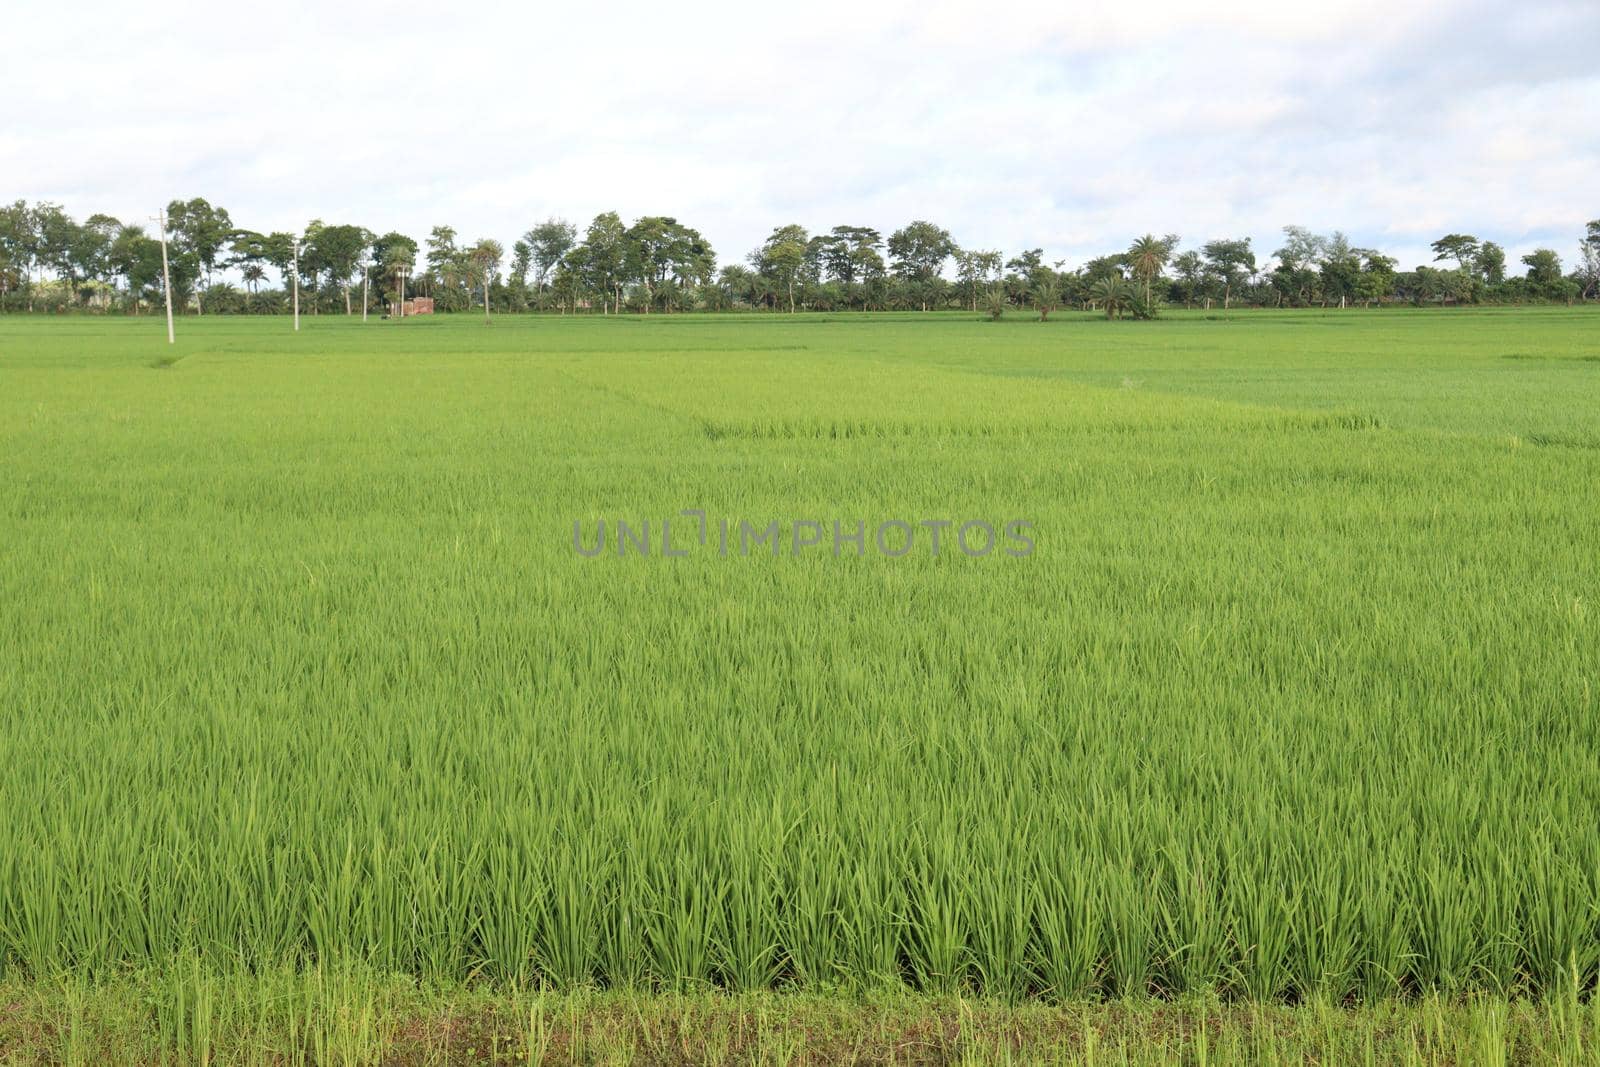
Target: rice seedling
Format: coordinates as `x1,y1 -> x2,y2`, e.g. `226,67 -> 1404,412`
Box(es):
0,308 -> 1597,1057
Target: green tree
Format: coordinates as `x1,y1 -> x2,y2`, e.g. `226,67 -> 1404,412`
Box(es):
625,217 -> 715,313
1032,273 -> 1062,321
510,240 -> 533,302
1356,251 -> 1397,306
1170,250 -> 1205,308
1475,241 -> 1507,285
1577,221 -> 1599,300
815,226 -> 884,308
1521,248 -> 1564,298
578,212 -> 627,314
715,263 -> 758,308
1318,233 -> 1361,308
297,220 -> 328,313
887,221 -> 954,310
508,241 -> 534,287
310,224 -> 373,314
1201,239 -> 1255,309
108,224 -> 163,312
240,262 -> 265,294
558,244 -> 593,312
1126,233 -> 1179,309
0,200 -> 39,309
73,214 -> 123,308
425,226 -> 466,309
1004,249 -> 1049,307
523,218 -> 577,293
32,203 -> 80,305
260,233 -> 297,295
1271,226 -> 1329,306
165,198 -> 233,314
1090,274 -> 1132,319
550,255 -> 584,314
982,287 -> 1007,320
998,252 -> 1062,310
751,225 -> 809,313
955,248 -> 1003,311
1430,233 -> 1480,272
369,233 -> 417,305
468,239 -> 503,322
228,231 -> 272,295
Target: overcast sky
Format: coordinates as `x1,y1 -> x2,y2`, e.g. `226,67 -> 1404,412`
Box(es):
6,0 -> 1596,274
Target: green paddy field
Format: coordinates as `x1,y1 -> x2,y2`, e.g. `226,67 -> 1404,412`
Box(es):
1,308 -> 1597,1063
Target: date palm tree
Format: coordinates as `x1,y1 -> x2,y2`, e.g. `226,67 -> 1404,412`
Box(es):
1091,275 -> 1132,320
982,287 -> 1007,320
1032,276 -> 1062,322
1127,234 -> 1177,309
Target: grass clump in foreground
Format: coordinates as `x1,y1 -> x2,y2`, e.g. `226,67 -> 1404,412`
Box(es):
1,308 -> 1599,1059
2,967 -> 1598,1065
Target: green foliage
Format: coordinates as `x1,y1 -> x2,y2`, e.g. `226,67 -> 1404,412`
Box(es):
1090,273 -> 1133,318
887,221 -> 955,309
7,199 -> 1599,316
1579,222 -> 1600,300
308,224 -> 373,313
4,310 -> 1598,1002
370,232 -> 418,307
813,225 -> 883,295
468,238 -> 504,320
1477,240 -> 1508,284
957,249 -> 1004,310
164,197 -> 234,310
522,218 -> 578,293
625,216 -> 716,313
1126,288 -> 1161,319
1200,239 -> 1254,309
1126,233 -> 1179,308
1523,248 -> 1565,290
1031,275 -> 1062,321
750,224 -> 809,313
578,211 -> 627,314
1432,233 -> 1481,270
981,286 -> 1007,320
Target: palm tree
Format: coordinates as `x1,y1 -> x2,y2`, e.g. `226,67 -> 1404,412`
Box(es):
1091,275 -> 1132,320
468,239 -> 503,323
982,287 -> 1007,320
1032,276 -> 1062,322
1127,234 -> 1176,309
241,263 -> 265,294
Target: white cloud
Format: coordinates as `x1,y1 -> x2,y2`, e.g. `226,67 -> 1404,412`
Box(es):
4,0 -> 1595,272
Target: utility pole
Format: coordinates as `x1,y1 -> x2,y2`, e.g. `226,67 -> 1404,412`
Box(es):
151,210 -> 175,344
397,266 -> 408,318
292,240 -> 301,332
362,265 -> 369,322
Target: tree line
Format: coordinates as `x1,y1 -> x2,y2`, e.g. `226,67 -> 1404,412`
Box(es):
2,198 -> 1597,318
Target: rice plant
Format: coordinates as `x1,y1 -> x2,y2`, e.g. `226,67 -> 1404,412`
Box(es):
0,308 -> 1597,1008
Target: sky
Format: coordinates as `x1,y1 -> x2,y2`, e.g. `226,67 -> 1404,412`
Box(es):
5,0 -> 1597,275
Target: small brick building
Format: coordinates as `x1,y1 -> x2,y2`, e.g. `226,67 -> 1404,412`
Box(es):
401,297 -> 435,315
